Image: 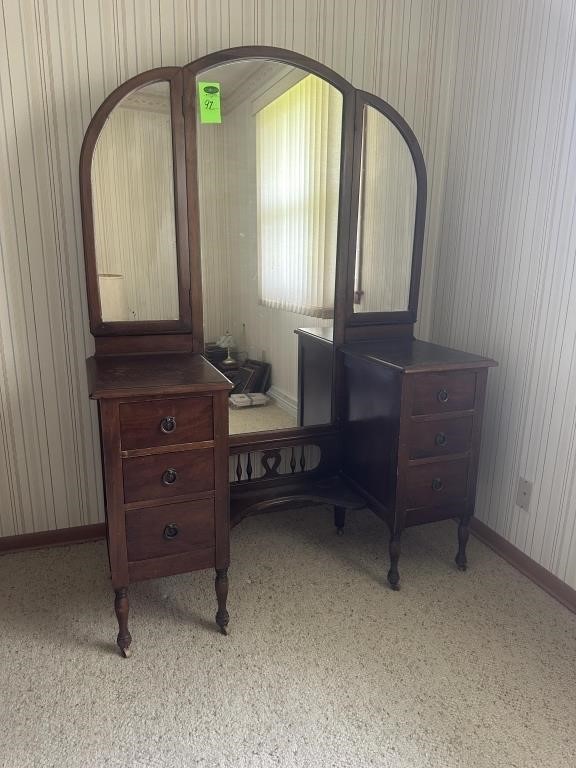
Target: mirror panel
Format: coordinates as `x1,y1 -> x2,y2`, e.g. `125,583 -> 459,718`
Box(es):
196,60 -> 342,435
353,105 -> 417,313
91,82 -> 179,322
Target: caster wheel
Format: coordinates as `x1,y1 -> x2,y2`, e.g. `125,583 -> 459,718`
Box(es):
457,563 -> 467,572
336,527 -> 344,536
120,647 -> 132,658
390,583 -> 400,592
219,626 -> 228,636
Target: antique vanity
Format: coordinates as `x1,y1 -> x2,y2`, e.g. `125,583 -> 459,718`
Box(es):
80,46 -> 496,656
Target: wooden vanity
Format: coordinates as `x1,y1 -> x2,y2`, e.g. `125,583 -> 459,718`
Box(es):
80,46 -> 496,655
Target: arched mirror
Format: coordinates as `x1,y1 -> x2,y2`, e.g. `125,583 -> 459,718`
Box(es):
353,104 -> 417,313
80,69 -> 191,336
92,82 -> 179,322
194,58 -> 344,436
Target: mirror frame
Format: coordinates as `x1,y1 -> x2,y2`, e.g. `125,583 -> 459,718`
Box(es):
80,67 -> 192,336
182,46 -> 357,355
346,91 -> 427,328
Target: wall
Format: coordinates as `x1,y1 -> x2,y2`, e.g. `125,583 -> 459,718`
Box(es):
0,0 -> 457,536
432,0 -> 576,588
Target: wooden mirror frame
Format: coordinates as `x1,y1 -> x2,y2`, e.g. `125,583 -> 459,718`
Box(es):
80,68 -> 192,338
80,46 -> 427,443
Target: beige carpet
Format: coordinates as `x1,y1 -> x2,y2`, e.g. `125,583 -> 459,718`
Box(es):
229,402 -> 297,434
0,508 -> 575,768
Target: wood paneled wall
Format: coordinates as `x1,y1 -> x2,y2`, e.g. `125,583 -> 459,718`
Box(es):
0,0 -> 456,537
432,0 -> 576,588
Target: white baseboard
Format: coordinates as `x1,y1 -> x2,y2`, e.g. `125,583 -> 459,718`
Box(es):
267,385 -> 298,418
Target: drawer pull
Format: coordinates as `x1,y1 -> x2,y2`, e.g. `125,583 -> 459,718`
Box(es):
160,416 -> 176,434
161,468 -> 178,486
435,432 -> 448,447
437,388 -> 449,404
431,477 -> 444,492
163,523 -> 179,540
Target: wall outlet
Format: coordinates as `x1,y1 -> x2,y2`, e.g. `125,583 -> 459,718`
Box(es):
516,477 -> 532,511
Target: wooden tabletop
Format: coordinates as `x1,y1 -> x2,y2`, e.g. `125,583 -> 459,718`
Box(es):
340,338 -> 497,373
87,353 -> 233,399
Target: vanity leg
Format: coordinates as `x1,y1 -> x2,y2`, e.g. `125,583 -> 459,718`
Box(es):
387,533 -> 401,591
455,515 -> 471,571
114,587 -> 132,657
334,505 -> 346,535
215,568 -> 229,636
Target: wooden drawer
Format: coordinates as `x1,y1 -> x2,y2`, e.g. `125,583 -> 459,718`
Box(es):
405,458 -> 469,509
125,499 -> 215,561
123,449 -> 214,504
412,372 -> 476,415
119,396 -> 213,450
407,415 -> 473,459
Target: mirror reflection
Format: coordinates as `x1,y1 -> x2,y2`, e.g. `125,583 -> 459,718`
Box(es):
196,61 -> 342,435
353,105 -> 417,313
91,82 -> 179,322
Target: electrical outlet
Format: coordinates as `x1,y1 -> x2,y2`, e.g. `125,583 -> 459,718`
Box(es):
516,477 -> 532,511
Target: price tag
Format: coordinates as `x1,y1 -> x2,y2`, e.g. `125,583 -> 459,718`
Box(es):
198,81 -> 222,123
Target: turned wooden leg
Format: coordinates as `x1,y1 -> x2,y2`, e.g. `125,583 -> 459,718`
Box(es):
455,516 -> 471,571
215,568 -> 229,636
387,533 -> 401,591
114,587 -> 132,657
334,505 -> 346,535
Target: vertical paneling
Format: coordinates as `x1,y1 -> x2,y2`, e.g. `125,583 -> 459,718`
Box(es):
432,0 -> 576,588
0,1 -> 455,537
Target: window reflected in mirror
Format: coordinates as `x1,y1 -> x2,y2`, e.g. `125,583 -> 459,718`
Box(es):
91,81 -> 179,322
196,61 -> 342,435
353,105 -> 417,313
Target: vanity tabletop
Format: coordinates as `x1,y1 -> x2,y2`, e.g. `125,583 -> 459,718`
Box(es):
340,337 -> 497,374
87,353 -> 233,399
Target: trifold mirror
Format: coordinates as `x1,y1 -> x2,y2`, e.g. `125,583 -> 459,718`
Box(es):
80,47 -> 426,440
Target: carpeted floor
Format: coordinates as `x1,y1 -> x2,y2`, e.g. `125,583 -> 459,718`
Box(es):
0,507 -> 575,768
229,402 -> 296,434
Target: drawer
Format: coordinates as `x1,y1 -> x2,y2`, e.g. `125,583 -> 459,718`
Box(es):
123,449 -> 214,504
125,499 -> 215,561
405,458 -> 469,509
412,372 -> 476,415
407,415 -> 473,459
120,396 -> 213,450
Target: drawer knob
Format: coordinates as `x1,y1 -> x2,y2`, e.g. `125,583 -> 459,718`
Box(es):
435,432 -> 448,447
437,388 -> 449,404
160,416 -> 177,434
431,477 -> 444,492
163,523 -> 179,540
161,468 -> 178,486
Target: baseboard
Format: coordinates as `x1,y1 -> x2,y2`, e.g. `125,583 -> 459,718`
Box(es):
0,523 -> 106,555
268,385 -> 298,418
471,518 -> 576,614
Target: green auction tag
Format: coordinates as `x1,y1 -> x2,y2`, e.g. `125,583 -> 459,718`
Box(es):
198,81 -> 222,123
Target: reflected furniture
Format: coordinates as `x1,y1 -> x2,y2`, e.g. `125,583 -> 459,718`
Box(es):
80,46 -> 496,656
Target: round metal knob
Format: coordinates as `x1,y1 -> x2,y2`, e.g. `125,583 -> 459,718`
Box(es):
163,523 -> 179,540
161,468 -> 178,486
437,388 -> 449,404
431,477 -> 444,492
435,432 -> 448,447
160,416 -> 176,434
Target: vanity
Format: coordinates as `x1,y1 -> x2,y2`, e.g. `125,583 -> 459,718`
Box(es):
80,46 -> 496,656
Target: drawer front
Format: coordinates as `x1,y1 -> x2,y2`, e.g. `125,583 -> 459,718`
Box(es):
120,397 -> 213,450
405,458 -> 469,509
408,416 -> 473,459
125,499 -> 215,561
412,372 -> 476,415
123,449 -> 214,504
